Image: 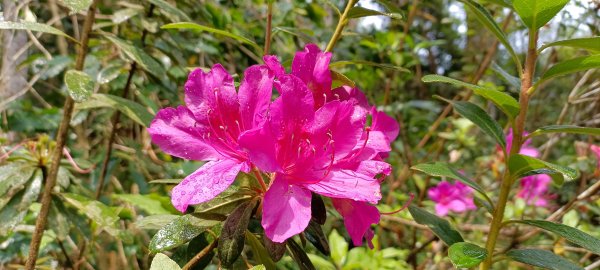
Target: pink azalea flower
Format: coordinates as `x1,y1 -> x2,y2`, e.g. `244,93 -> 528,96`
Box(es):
239,74 -> 390,243
517,174 -> 553,207
590,145 -> 600,168
505,128 -> 539,158
428,181 -> 476,216
147,64 -> 274,212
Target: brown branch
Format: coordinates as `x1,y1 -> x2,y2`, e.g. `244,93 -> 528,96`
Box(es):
181,240 -> 217,270
24,1 -> 99,269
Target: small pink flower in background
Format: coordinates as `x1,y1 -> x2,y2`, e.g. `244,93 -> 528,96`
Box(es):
517,174 -> 553,207
505,128 -> 539,158
428,181 -> 476,216
590,145 -> 600,168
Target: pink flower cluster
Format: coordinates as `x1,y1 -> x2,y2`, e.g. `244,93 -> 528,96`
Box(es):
428,181 -> 476,216
147,44 -> 398,247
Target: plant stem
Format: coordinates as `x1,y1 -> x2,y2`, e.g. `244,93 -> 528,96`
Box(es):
325,0 -> 358,52
181,240 -> 217,270
24,1 -> 98,269
252,167 -> 268,191
480,29 -> 538,270
263,1 -> 273,55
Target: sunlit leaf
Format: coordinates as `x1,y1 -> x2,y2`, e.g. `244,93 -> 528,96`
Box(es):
162,22 -> 260,50
0,21 -> 76,41
148,0 -> 191,22
506,249 -> 583,270
513,0 -> 570,30
150,253 -> 181,270
408,205 -> 464,245
60,0 -> 93,14
538,55 -> 600,85
508,154 -> 579,185
347,6 -> 402,19
75,93 -> 153,127
512,220 -> 600,254
64,70 -> 93,102
103,34 -> 166,77
149,215 -> 219,253
448,242 -> 487,268
539,37 -> 600,53
527,125 -> 600,138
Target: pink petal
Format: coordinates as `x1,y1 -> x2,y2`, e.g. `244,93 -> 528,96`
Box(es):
238,65 -> 275,129
333,86 -> 369,109
291,44 -> 332,107
148,106 -> 218,161
435,204 -> 450,216
332,198 -> 380,247
263,55 -> 285,78
303,169 -> 381,204
371,108 -> 399,143
269,75 -> 314,139
446,200 -> 468,213
238,126 -> 280,172
171,159 -> 243,212
262,176 -> 312,242
520,146 -> 540,158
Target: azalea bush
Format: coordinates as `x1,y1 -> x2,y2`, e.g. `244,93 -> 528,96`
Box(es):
0,0 -> 599,269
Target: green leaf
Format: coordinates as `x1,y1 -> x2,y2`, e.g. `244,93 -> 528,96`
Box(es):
218,200 -> 257,267
135,214 -> 179,230
330,60 -> 410,73
411,162 -> 493,207
194,187 -> 256,215
485,0 -> 513,8
0,169 -> 42,236
249,265 -> 267,270
331,70 -> 355,88
161,22 -> 260,51
513,0 -> 570,30
287,239 -> 317,270
538,55 -> 600,85
103,34 -> 166,77
150,253 -> 181,270
61,193 -> 121,236
149,215 -> 219,253
75,93 -> 153,127
264,236 -> 286,262
0,162 -> 36,203
0,21 -> 76,42
408,205 -> 464,245
60,0 -> 93,14
508,154 -> 579,185
304,220 -> 330,256
423,74 -> 520,119
448,242 -> 487,268
459,0 -> 521,70
527,125 -> 600,138
245,231 -> 276,270
148,0 -> 191,22
491,62 -> 521,90
64,70 -> 93,102
438,98 -> 506,148
329,229 -> 348,267
512,220 -> 600,254
506,249 -> 583,270
347,6 -> 402,20
273,27 -> 315,43
113,194 -> 171,215
539,37 -> 600,53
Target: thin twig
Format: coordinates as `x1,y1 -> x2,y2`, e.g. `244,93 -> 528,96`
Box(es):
263,1 -> 273,56
181,240 -> 217,270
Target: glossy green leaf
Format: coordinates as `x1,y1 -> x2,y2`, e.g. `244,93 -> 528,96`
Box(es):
103,34 -> 165,77
149,215 -> 219,253
508,154 -> 578,185
113,194 -> 171,215
218,200 -> 257,267
148,0 -> 191,22
538,55 -> 600,85
539,37 -> 600,53
64,70 -> 93,102
459,0 -> 521,70
527,125 -> 600,138
513,0 -> 570,30
423,74 -> 520,119
150,253 -> 181,270
194,187 -> 256,215
329,229 -> 348,267
75,93 -> 153,127
330,60 -> 410,73
448,242 -> 487,268
304,220 -> 330,256
0,21 -> 76,41
245,231 -> 276,270
408,205 -> 464,245
135,214 -> 179,230
506,249 -> 583,270
411,162 -> 493,207
439,98 -> 506,148
347,6 -> 402,20
60,0 -> 93,13
512,220 -> 600,254
287,239 -> 317,270
0,162 -> 36,203
162,22 -> 260,50
492,62 -> 521,90
61,193 -> 121,236
0,169 -> 41,236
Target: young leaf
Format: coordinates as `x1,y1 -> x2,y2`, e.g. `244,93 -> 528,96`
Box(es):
287,238 -> 317,270
103,34 -> 166,77
408,205 -> 464,246
538,55 -> 600,85
513,0 -> 570,30
527,125 -> 600,138
249,266 -> 267,270
539,37 -> 600,53
346,6 -> 402,20
459,0 -> 521,70
0,21 -> 76,42
448,242 -> 487,268
508,154 -> 579,184
304,220 -> 330,256
438,98 -> 506,148
411,162 -> 493,207
162,22 -> 261,51
61,193 -> 121,236
245,231 -> 277,270
75,93 -> 153,127
150,253 -> 182,270
328,229 -> 348,267
218,199 -> 257,267
0,169 -> 42,236
506,249 -> 583,270
512,220 -> 600,254
423,74 -> 520,119
135,215 -> 179,230
147,0 -> 191,22
64,70 -> 94,102
149,215 -> 219,253
264,236 -> 286,262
